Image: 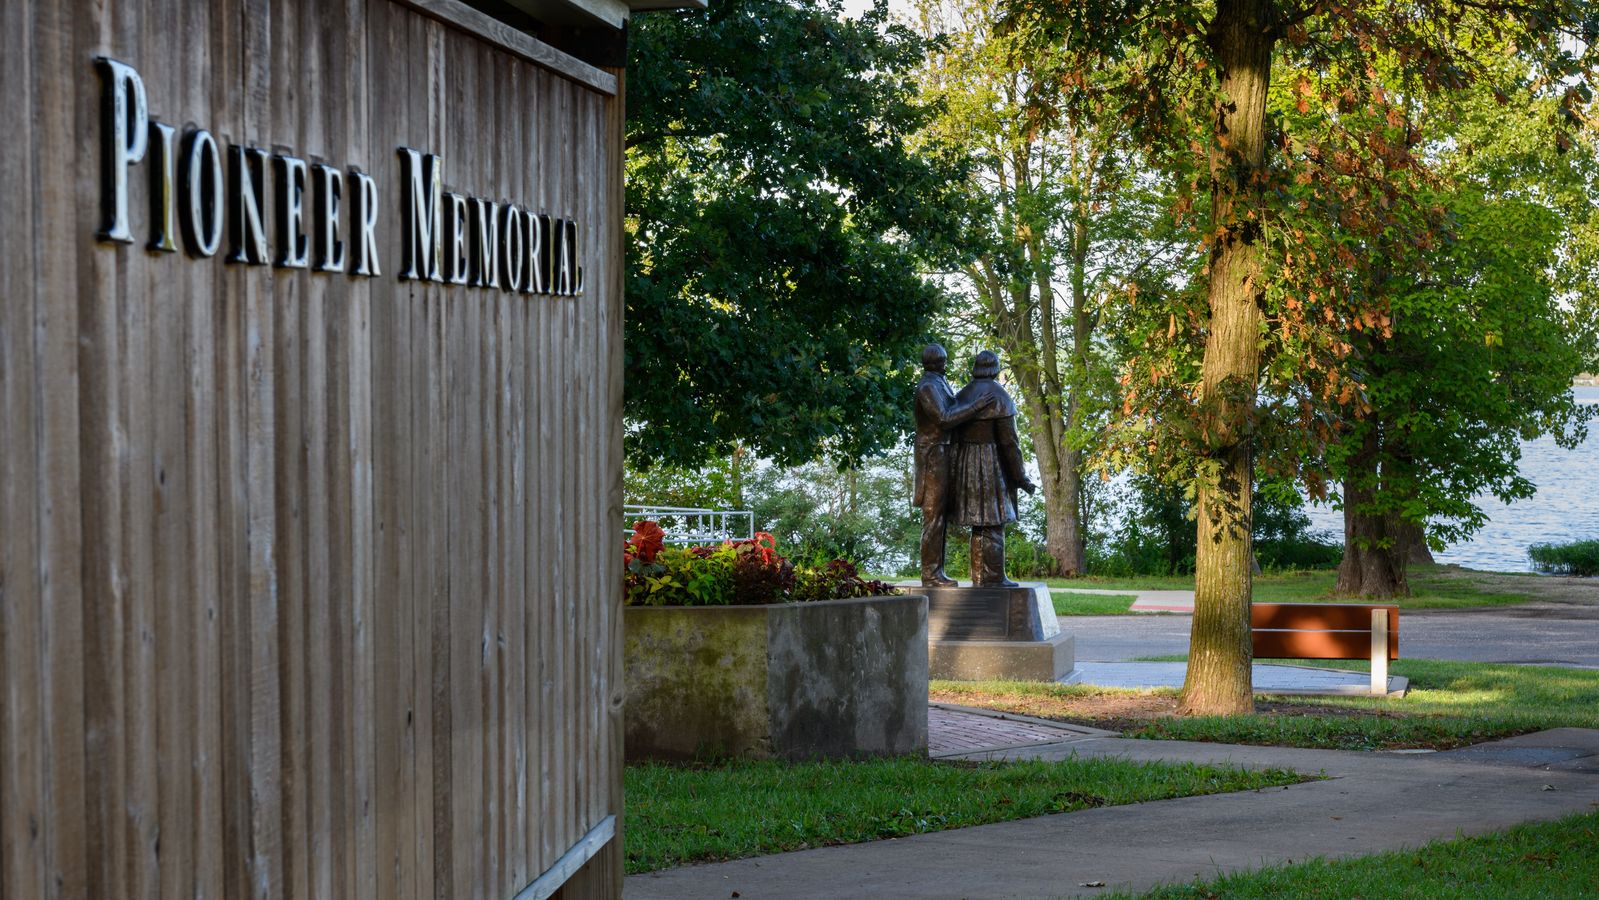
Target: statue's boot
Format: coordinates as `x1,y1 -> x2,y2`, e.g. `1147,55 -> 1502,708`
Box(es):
971,526 -> 1016,587
921,568 -> 957,587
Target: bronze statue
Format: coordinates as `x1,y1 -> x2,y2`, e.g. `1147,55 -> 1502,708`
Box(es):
950,350 -> 1036,586
913,344 -> 994,586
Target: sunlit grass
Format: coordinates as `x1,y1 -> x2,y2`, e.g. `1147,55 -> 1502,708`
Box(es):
1110,658 -> 1599,750
1122,809 -> 1599,898
624,755 -> 1306,873
1044,565 -> 1548,610
1052,591 -> 1139,615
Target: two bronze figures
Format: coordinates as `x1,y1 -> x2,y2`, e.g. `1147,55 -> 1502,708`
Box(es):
914,345 -> 1035,587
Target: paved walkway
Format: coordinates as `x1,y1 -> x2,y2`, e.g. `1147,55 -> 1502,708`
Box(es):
625,728 -> 1599,899
928,705 -> 1113,757
1062,605 -> 1599,667
1070,661 -> 1406,695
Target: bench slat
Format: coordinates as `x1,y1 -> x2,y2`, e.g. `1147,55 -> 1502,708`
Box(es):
1251,603 -> 1399,660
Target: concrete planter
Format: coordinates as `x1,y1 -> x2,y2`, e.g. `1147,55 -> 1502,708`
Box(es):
624,594 -> 929,761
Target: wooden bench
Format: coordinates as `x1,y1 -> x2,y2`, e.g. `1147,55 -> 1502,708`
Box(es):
1251,603 -> 1399,695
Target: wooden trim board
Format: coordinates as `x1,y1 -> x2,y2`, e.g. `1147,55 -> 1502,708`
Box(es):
394,0 -> 618,95
513,815 -> 617,900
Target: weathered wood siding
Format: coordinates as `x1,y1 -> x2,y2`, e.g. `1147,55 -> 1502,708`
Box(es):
0,1 -> 625,897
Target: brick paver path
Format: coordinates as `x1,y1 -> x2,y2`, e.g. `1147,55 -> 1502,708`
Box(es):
927,706 -> 1097,756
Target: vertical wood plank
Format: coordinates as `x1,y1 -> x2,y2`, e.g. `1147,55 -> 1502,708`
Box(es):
79,1 -> 132,894
1,3 -> 43,896
367,3 -> 411,898
423,20 -> 450,900
35,1 -> 93,892
270,0 -> 311,889
146,2 -> 198,887
342,4 -> 378,895
241,3 -> 287,895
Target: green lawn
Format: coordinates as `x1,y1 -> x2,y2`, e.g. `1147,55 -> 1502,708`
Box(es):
1043,565 -> 1550,610
624,756 -> 1305,873
1052,591 -> 1139,615
948,660 -> 1599,751
1132,659 -> 1599,750
1124,808 -> 1599,898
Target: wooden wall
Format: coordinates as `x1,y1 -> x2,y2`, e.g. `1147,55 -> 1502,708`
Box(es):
0,1 -> 625,897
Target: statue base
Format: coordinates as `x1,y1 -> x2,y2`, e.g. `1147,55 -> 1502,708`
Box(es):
904,582 -> 1076,682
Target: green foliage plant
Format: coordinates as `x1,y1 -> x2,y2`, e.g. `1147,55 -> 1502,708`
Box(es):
1528,539 -> 1599,577
791,559 -> 900,602
625,0 -> 969,469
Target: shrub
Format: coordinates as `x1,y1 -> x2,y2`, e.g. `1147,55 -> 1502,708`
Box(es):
623,522 -> 899,606
791,559 -> 899,602
1528,539 -> 1599,577
729,533 -> 795,604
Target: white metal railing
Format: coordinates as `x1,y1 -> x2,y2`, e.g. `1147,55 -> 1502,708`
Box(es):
623,505 -> 754,545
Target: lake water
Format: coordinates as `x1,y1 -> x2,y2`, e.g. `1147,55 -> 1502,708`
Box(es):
1304,386 -> 1599,573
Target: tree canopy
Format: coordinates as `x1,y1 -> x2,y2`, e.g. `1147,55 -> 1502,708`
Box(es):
625,0 -> 969,468
1331,61 -> 1597,598
913,0 -> 1193,576
999,0 -> 1597,714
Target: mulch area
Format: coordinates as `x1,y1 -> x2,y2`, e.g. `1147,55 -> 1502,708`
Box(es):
929,689 -> 1410,734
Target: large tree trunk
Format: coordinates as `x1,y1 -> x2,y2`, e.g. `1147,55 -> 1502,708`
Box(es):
1335,431 -> 1415,597
977,255 -> 1087,579
1015,359 -> 1084,577
1336,507 -> 1410,598
1398,520 -> 1435,565
1044,450 -> 1085,575
1180,0 -> 1274,717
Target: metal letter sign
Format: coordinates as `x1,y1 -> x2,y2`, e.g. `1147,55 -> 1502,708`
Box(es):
351,170 -> 381,277
274,155 -> 310,268
398,148 -> 443,281
313,164 -> 346,272
227,144 -> 269,265
180,129 -> 224,257
96,61 -> 585,295
147,122 -> 179,252
97,57 -> 149,243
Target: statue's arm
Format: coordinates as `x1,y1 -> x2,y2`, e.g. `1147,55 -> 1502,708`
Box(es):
929,391 -> 993,430
996,417 -> 1037,494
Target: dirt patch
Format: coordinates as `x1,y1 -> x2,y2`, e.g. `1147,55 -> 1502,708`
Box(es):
930,689 -> 1178,733
930,690 -> 1412,734
1426,566 -> 1599,608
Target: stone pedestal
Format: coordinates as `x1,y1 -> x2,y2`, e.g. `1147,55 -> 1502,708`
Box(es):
918,583 -> 1074,682
624,594 -> 929,761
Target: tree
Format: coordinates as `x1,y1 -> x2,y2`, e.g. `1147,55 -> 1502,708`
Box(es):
913,0 -> 1191,577
1334,194 -> 1591,597
626,0 -> 969,469
1332,67 -> 1597,597
1002,0 -> 1597,714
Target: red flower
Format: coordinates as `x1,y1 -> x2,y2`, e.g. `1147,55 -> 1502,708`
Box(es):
628,520 -> 666,564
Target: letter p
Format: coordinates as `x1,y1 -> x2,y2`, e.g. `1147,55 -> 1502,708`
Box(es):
97,57 -> 149,243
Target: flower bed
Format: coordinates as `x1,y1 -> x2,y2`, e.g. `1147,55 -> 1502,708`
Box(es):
623,521 -> 900,606
621,522 -> 926,761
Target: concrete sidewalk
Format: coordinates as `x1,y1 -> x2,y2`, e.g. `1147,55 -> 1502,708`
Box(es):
1069,661 -> 1407,696
624,729 -> 1599,899
1051,586 -> 1194,613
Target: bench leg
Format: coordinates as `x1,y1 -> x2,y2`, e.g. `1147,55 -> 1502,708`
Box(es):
1370,609 -> 1389,695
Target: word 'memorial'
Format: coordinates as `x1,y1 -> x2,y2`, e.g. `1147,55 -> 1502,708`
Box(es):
95,57 -> 584,296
